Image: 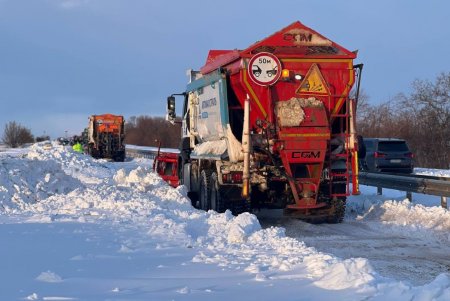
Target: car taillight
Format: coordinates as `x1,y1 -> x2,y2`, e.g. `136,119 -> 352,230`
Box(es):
404,152 -> 414,158
222,172 -> 243,183
374,152 -> 387,158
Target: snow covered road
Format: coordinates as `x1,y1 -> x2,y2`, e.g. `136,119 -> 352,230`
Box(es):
259,209 -> 450,285
0,217 -> 370,301
1,142 -> 450,300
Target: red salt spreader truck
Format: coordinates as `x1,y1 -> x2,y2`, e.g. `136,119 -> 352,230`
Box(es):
165,21 -> 363,223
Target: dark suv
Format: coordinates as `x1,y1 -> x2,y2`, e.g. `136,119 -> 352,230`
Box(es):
362,138 -> 414,173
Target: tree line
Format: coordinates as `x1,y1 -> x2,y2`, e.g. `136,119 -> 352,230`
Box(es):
357,72 -> 450,169
124,116 -> 181,148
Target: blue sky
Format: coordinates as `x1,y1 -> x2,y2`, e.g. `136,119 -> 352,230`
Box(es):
1,0 -> 449,138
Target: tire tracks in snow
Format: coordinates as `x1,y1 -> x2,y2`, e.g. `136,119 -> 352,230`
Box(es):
257,210 -> 450,285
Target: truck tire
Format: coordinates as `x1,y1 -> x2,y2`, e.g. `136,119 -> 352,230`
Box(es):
184,161 -> 199,208
199,169 -> 212,211
114,152 -> 125,162
326,197 -> 346,223
88,144 -> 97,158
210,172 -> 225,213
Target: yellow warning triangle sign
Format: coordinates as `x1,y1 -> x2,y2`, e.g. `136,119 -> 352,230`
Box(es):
296,64 -> 329,95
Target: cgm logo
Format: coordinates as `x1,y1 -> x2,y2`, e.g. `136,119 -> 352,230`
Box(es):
292,151 -> 321,159
283,33 -> 313,43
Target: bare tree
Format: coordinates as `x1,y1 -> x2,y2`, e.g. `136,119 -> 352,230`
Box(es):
357,73 -> 450,168
407,73 -> 450,168
2,121 -> 35,148
353,88 -> 370,113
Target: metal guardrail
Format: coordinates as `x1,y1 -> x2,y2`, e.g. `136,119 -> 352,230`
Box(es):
358,171 -> 450,208
125,145 -> 179,160
126,147 -> 158,159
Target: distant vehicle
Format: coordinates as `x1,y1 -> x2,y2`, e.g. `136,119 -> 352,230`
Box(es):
363,138 -> 414,173
87,114 -> 126,162
57,137 -> 70,146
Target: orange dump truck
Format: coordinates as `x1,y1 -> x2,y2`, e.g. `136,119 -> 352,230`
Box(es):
87,114 -> 126,162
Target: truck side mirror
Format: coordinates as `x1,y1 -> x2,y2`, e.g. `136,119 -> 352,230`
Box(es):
166,96 -> 176,123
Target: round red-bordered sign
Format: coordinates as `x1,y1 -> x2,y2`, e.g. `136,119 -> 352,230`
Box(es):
247,52 -> 281,86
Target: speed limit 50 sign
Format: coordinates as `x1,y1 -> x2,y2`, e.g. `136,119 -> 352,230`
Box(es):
248,52 -> 281,86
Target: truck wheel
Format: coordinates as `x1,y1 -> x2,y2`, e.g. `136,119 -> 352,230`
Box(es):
185,162 -> 199,208
199,169 -> 212,211
326,197 -> 346,223
88,144 -> 94,157
114,153 -> 125,162
118,152 -> 125,162
210,172 -> 225,213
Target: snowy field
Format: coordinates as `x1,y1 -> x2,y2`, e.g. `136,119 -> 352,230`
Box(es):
1,142 -> 450,300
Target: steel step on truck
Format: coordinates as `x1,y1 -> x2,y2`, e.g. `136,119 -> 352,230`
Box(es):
166,21 -> 363,223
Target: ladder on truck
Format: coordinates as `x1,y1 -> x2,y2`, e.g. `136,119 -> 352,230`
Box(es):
329,97 -> 359,198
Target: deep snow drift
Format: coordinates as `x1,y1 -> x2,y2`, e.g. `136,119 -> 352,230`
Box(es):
1,142 -> 450,300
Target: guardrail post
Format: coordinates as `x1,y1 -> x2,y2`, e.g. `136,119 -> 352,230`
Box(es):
442,196 -> 448,209
377,187 -> 382,195
406,191 -> 412,202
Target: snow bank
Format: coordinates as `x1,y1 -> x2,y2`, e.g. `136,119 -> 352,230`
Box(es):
365,200 -> 450,231
415,167 -> 450,178
26,141 -> 115,183
2,143 -> 450,299
0,151 -> 82,210
349,196 -> 450,239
